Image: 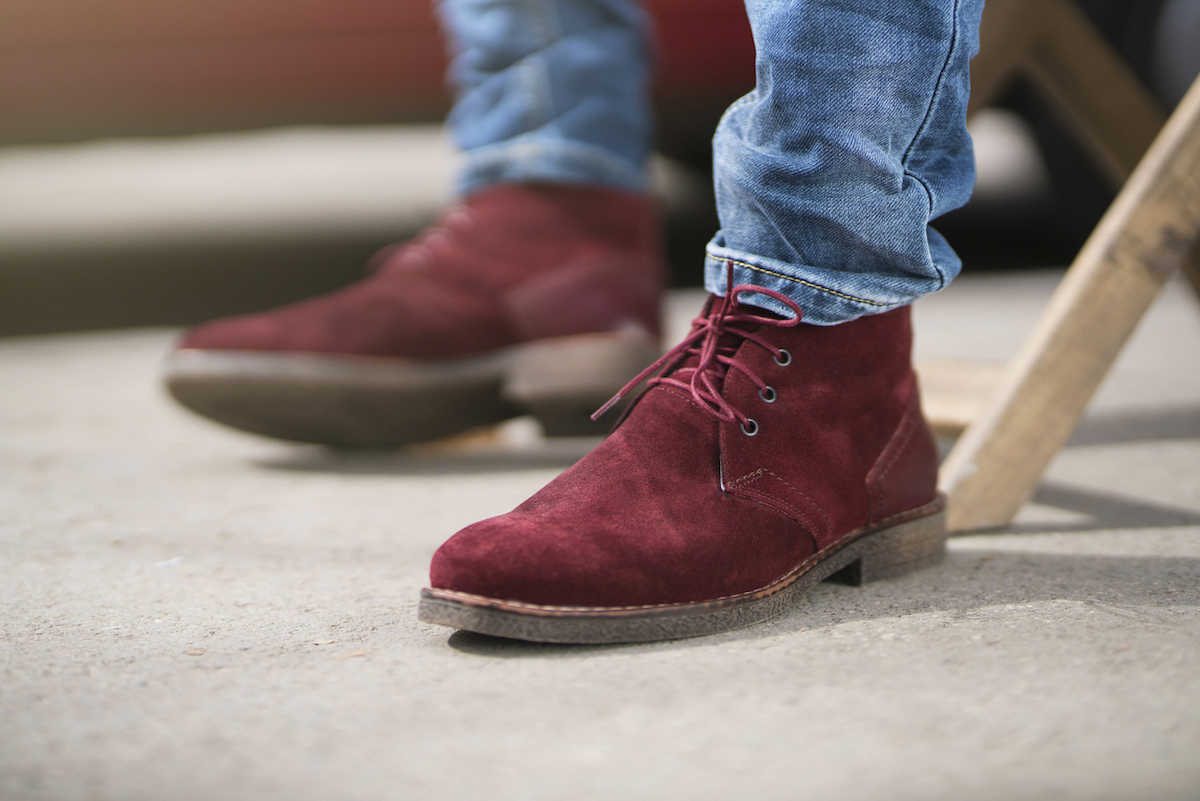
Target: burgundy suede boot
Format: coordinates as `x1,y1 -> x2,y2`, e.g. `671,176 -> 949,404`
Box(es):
419,278 -> 944,643
164,183 -> 664,446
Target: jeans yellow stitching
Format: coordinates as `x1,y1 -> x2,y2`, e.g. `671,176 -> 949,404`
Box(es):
717,256 -> 890,307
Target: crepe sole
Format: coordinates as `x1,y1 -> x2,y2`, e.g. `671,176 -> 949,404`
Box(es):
164,332 -> 660,447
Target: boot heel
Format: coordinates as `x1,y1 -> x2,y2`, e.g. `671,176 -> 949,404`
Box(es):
503,333 -> 660,436
840,507 -> 946,586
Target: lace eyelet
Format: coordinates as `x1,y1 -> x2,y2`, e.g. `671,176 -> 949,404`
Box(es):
774,348 -> 792,367
759,386 -> 776,403
741,419 -> 759,437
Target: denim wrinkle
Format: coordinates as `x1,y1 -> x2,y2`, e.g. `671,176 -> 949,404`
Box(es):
438,0 -> 654,195
705,0 -> 984,324
436,0 -> 984,322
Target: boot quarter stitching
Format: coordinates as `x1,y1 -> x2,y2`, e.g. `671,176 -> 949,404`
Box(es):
867,398 -> 919,522
726,467 -> 833,539
731,485 -> 822,549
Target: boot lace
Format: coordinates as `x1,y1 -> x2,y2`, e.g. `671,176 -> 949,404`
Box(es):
593,264 -> 803,432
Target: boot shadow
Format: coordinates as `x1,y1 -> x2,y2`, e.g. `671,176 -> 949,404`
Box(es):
446,547 -> 1200,658
445,479 -> 1200,659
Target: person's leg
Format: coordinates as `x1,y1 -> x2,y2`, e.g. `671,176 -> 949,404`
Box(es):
421,0 -> 985,644
164,0 -> 664,447
706,0 -> 983,323
440,0 -> 654,194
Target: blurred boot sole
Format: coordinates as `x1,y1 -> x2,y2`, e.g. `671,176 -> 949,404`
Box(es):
164,331 -> 660,447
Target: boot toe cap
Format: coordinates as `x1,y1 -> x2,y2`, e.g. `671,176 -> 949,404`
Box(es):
430,514 -> 660,608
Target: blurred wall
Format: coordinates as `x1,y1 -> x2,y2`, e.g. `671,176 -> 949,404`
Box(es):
0,0 -> 754,148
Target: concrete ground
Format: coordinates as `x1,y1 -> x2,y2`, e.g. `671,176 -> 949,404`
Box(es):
2,270 -> 1199,801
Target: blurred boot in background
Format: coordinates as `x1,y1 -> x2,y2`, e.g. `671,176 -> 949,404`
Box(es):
165,0 -> 665,446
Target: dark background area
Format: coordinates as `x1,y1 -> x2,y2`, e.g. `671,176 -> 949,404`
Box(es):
1,0 -> 1194,337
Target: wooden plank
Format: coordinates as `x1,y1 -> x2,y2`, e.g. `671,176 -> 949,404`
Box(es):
940,74 -> 1200,532
1020,0 -> 1165,185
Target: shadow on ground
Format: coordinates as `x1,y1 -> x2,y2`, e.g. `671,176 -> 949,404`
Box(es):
443,547 -> 1200,659
1022,483 -> 1200,532
1068,404 -> 1200,446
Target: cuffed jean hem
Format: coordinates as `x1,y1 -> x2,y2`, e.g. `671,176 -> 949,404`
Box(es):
704,243 -> 950,326
456,136 -> 649,197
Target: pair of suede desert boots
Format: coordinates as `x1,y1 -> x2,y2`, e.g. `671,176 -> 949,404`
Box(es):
165,182 -> 945,644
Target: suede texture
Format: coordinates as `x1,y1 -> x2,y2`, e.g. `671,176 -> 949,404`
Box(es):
429,302 -> 940,608
178,183 -> 664,359
719,307 -> 933,550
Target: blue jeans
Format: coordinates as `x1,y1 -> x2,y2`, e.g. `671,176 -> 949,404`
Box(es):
437,0 -> 985,324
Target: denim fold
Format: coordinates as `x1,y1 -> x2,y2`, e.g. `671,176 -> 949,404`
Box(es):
438,0 -> 656,195
437,0 -> 985,323
704,0 -> 985,324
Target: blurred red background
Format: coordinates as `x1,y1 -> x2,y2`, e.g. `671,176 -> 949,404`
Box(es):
0,0 -> 756,155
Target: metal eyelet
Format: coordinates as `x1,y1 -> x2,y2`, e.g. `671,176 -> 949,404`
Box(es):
759,386 -> 776,403
741,419 -> 759,437
774,348 -> 792,367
